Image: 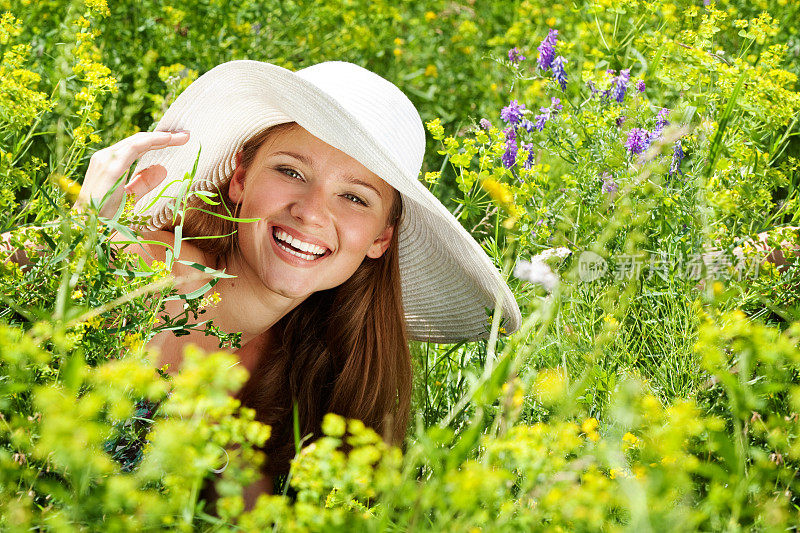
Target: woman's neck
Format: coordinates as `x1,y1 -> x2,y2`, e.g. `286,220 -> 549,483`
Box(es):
203,249 -> 302,347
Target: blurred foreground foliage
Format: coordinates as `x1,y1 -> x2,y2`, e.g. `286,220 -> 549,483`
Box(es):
2,0 -> 800,530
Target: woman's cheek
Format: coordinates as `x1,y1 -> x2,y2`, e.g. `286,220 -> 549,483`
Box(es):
338,212 -> 378,251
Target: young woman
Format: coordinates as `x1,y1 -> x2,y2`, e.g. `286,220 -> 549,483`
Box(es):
76,60 -> 523,484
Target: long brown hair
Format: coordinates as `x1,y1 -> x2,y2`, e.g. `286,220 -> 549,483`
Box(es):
176,123 -> 412,476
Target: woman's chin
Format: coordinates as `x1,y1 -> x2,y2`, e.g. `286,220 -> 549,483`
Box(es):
262,275 -> 317,301
270,284 -> 310,301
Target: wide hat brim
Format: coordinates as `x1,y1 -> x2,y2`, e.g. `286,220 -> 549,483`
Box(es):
133,60 -> 521,342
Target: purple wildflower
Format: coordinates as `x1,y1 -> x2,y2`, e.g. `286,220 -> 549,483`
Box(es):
479,118 -> 492,131
532,97 -> 563,132
625,128 -> 649,156
637,80 -> 646,93
534,112 -> 548,131
615,116 -> 626,128
601,172 -> 618,195
500,100 -> 526,126
610,69 -> 631,103
520,118 -> 535,132
502,127 -> 518,168
587,80 -> 599,96
552,56 -> 568,90
669,140 -> 684,177
537,29 -> 558,71
508,47 -> 526,64
655,108 -> 670,129
504,126 -> 516,142
649,108 -> 670,143
502,146 -> 517,168
523,142 -> 535,170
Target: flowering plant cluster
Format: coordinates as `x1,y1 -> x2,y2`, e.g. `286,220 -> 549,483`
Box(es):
422,2 -> 800,526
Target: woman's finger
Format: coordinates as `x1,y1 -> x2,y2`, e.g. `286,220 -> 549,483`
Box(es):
114,131 -> 190,168
125,164 -> 168,198
89,131 -> 190,180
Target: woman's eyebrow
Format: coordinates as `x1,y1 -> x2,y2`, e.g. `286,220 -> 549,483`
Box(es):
273,150 -> 312,166
343,176 -> 383,199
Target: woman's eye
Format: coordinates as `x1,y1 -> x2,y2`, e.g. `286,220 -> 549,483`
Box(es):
279,167 -> 303,180
342,193 -> 368,206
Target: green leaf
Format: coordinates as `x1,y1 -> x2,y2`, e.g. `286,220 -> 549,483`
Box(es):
192,190 -> 220,206
184,206 -> 259,223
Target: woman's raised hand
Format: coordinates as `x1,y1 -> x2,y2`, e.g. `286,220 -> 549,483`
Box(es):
75,131 -> 190,218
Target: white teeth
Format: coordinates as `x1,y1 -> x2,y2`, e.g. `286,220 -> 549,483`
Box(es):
273,228 -> 327,258
276,241 -> 317,261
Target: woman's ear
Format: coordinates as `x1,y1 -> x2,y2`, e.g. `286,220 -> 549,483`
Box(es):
228,151 -> 246,203
366,224 -> 395,259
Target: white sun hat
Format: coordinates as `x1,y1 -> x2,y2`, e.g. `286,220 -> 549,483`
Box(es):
132,60 -> 521,342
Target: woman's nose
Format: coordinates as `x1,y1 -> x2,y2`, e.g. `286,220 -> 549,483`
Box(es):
289,185 -> 331,227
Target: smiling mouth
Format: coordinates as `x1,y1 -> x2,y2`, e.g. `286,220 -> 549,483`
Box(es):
272,227 -> 329,262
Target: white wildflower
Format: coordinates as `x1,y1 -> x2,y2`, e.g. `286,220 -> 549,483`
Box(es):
533,246 -> 571,263
513,258 -> 559,291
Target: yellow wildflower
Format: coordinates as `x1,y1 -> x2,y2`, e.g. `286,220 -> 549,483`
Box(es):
122,332 -> 143,351
712,281 -> 724,296
425,118 -> 444,140
581,417 -> 599,433
84,315 -> 102,330
85,0 -> 110,16
199,291 -> 222,309
480,178 -> 514,208
603,314 -> 619,330
56,175 -> 81,201
512,388 -> 524,408
581,417 -> 600,442
622,432 -> 639,446
534,369 -> 567,406
423,171 -> 441,184
609,468 -> 628,479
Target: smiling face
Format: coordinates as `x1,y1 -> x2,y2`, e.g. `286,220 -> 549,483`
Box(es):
227,125 -> 399,301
